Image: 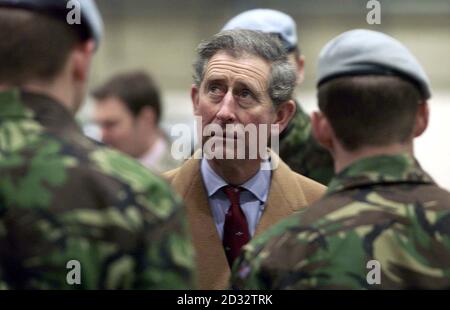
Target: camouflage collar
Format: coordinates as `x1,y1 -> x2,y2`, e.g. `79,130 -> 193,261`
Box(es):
326,153 -> 435,194
0,88 -> 80,134
0,88 -> 34,118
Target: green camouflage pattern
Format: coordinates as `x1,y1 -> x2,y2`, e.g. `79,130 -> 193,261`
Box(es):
0,89 -> 195,289
231,154 -> 450,289
279,101 -> 334,185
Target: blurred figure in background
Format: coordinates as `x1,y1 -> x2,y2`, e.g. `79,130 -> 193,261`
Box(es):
0,0 -> 194,289
93,71 -> 179,173
222,8 -> 334,185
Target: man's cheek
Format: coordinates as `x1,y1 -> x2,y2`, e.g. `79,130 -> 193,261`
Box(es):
200,112 -> 216,126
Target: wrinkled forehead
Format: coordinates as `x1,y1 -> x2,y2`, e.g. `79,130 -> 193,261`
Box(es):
203,51 -> 271,87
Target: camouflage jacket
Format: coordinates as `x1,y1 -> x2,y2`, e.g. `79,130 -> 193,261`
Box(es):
279,101 -> 334,185
231,154 -> 450,289
0,89 -> 195,289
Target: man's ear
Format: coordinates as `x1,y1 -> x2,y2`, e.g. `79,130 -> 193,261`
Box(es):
296,55 -> 305,85
413,101 -> 429,138
311,111 -> 334,151
72,39 -> 96,83
138,106 -> 157,127
273,100 -> 296,134
191,84 -> 200,115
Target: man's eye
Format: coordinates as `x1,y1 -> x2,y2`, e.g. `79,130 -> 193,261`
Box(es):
238,89 -> 258,103
240,89 -> 253,98
208,85 -> 223,94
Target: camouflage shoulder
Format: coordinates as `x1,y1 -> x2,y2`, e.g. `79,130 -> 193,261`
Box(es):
89,146 -> 197,289
0,119 -> 78,209
89,146 -> 181,218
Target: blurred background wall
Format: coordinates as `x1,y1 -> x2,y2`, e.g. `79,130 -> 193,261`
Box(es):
78,0 -> 450,189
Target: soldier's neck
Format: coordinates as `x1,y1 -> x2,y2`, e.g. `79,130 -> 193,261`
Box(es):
22,82 -> 74,112
334,143 -> 414,173
0,82 -> 74,113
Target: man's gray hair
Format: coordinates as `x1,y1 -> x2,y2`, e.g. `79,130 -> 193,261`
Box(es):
193,29 -> 297,106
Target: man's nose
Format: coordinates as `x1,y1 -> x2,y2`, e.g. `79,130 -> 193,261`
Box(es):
216,91 -> 237,124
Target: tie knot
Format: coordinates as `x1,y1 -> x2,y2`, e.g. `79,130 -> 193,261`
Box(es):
223,185 -> 241,206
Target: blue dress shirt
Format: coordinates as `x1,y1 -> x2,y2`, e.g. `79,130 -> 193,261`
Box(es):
200,158 -> 272,239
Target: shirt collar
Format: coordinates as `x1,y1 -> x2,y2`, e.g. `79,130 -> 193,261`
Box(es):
138,137 -> 168,169
200,158 -> 271,203
326,153 -> 435,195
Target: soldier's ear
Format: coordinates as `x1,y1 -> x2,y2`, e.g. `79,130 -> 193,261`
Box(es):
191,84 -> 200,115
312,111 -> 334,151
273,100 -> 296,133
72,39 -> 96,84
413,101 -> 429,138
288,52 -> 305,85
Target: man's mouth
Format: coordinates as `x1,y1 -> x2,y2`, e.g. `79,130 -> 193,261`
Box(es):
210,132 -> 239,140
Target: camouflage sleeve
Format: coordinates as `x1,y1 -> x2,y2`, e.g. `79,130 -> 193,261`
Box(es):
132,185 -> 196,289
84,148 -> 196,289
230,213 -> 302,290
0,182 -> 195,290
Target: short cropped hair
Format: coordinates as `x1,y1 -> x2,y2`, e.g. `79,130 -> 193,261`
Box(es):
0,8 -> 82,85
318,75 -> 422,151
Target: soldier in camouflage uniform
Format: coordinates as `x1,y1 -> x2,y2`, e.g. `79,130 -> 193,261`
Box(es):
0,0 -> 194,289
222,9 -> 334,185
278,104 -> 334,185
231,30 -> 450,290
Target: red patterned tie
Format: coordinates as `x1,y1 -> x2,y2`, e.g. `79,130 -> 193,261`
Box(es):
222,185 -> 250,267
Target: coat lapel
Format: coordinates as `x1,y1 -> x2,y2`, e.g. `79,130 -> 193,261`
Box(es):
255,151 -> 309,236
170,155 -> 231,290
